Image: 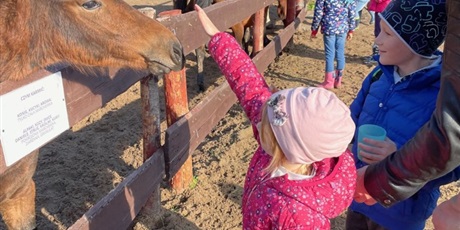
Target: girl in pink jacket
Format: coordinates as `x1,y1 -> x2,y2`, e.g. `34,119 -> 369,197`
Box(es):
195,5 -> 357,229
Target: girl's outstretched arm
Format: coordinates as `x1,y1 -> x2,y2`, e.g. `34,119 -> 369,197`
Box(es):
195,4 -> 271,131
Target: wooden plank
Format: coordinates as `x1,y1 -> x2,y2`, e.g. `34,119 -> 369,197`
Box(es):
68,150 -> 165,230
163,6 -> 307,178
62,67 -> 148,126
0,67 -> 146,125
0,68 -> 59,95
160,0 -> 275,54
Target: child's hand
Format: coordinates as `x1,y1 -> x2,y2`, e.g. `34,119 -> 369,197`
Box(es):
347,32 -> 353,41
310,30 -> 318,39
194,4 -> 220,37
358,137 -> 397,164
354,166 -> 377,205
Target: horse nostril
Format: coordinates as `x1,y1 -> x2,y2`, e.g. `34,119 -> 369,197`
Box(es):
172,42 -> 185,69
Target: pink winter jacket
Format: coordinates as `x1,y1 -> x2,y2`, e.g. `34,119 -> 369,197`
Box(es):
208,32 -> 357,229
367,0 -> 391,12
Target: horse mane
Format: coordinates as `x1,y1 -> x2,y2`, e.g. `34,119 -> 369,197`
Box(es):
0,0 -> 66,81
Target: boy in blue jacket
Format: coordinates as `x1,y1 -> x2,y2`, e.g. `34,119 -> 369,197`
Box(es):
346,0 -> 460,229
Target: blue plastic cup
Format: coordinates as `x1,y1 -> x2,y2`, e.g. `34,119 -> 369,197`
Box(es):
357,124 -> 386,160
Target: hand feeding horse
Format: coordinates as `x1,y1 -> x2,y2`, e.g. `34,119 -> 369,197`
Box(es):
0,0 -> 185,229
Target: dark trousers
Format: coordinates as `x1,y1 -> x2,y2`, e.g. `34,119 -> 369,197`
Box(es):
345,208 -> 387,230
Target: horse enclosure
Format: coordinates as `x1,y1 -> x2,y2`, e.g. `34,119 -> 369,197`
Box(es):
0,0 -> 306,228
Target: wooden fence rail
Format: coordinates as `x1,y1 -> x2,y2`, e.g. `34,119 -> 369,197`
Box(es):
0,0 -> 306,228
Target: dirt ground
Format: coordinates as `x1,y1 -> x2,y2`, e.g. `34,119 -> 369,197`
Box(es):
1,0 -> 459,229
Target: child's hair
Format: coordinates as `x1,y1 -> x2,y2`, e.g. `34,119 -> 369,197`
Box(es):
258,87 -> 355,174
259,103 -> 286,174
380,0 -> 447,58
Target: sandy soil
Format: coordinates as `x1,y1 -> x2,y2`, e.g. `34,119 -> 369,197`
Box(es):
1,1 -> 459,230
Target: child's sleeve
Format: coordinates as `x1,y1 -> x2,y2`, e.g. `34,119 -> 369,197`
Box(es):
311,0 -> 325,32
348,1 -> 357,31
207,32 -> 271,126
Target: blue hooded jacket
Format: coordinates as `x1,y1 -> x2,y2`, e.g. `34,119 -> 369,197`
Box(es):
349,53 -> 460,230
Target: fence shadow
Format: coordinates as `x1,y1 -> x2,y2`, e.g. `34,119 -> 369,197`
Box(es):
33,97 -> 143,228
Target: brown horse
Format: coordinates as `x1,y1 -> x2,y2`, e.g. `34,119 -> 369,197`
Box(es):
0,0 -> 185,229
0,0 -> 185,82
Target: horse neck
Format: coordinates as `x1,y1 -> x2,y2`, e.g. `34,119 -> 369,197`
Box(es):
0,0 -> 58,82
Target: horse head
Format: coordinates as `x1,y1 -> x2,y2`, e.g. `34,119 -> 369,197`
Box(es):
0,0 -> 185,81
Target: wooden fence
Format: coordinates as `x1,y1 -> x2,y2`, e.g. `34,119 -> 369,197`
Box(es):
0,0 -> 307,228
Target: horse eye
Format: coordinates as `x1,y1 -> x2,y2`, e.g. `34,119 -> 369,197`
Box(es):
82,1 -> 101,10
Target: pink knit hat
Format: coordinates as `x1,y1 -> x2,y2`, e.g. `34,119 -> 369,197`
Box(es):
267,87 -> 355,164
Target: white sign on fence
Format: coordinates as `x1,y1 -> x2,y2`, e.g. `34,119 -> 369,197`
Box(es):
0,72 -> 69,166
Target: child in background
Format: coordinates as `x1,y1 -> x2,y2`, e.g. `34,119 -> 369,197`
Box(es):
355,0 -> 374,25
195,4 -> 357,229
346,0 -> 460,229
363,0 -> 391,64
311,0 -> 356,89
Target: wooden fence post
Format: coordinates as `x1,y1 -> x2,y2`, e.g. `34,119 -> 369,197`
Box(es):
158,10 -> 192,193
138,7 -> 164,224
139,74 -> 163,224
252,7 -> 266,56
283,0 -> 297,27
141,74 -> 162,161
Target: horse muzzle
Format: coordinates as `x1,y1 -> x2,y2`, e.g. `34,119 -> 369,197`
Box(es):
146,41 -> 185,75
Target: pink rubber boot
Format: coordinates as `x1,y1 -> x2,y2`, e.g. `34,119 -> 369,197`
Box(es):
334,70 -> 343,88
318,71 -> 335,89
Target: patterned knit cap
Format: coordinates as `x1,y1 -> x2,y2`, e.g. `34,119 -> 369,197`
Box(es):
267,87 -> 355,164
380,0 -> 447,58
